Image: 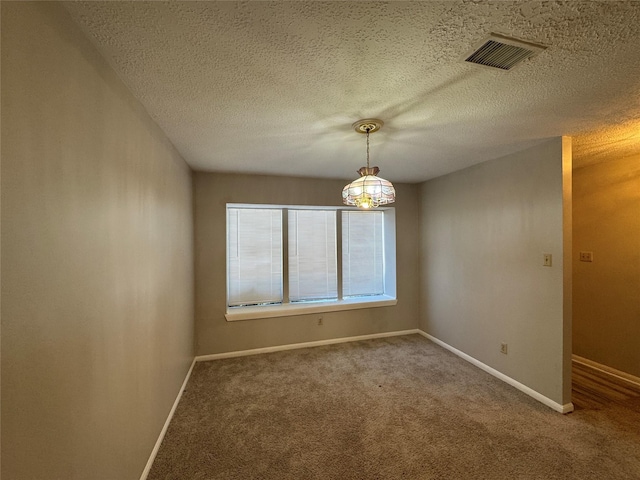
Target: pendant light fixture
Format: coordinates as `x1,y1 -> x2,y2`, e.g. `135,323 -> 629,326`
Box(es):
342,119 -> 396,209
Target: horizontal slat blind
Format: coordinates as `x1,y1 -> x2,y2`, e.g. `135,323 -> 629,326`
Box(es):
288,209 -> 337,302
342,211 -> 384,297
227,208 -> 282,306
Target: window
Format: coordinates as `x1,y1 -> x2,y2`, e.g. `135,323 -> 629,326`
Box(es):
342,211 -> 384,297
288,209 -> 337,303
226,204 -> 396,321
227,208 -> 282,307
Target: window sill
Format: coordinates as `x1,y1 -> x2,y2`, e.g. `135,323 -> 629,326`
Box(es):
225,296 -> 397,322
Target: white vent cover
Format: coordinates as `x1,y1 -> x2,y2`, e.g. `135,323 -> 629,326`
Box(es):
464,33 -> 547,71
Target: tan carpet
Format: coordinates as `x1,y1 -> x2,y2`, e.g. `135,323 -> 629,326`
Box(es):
148,334 -> 640,479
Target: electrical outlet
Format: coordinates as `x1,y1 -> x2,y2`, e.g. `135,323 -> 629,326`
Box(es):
317,316 -> 323,326
579,251 -> 593,262
500,343 -> 508,355
543,254 -> 552,267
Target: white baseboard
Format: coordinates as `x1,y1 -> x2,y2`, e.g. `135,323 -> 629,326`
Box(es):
573,354 -> 640,389
418,330 -> 574,414
195,329 -> 420,362
139,358 -> 196,480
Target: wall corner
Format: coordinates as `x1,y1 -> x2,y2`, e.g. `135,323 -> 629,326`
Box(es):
561,136 -> 573,405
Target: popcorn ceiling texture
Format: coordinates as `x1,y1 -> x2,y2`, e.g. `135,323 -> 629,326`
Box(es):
64,1 -> 640,181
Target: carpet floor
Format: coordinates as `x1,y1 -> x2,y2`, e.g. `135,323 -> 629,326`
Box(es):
148,334 -> 640,479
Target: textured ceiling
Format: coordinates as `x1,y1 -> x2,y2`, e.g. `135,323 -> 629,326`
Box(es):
64,1 -> 640,183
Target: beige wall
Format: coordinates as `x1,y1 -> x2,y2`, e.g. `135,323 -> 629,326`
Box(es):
194,172 -> 420,355
1,3 -> 194,479
573,154 -> 640,377
418,138 -> 572,407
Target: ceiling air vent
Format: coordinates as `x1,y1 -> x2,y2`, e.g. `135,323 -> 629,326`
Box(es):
464,33 -> 547,71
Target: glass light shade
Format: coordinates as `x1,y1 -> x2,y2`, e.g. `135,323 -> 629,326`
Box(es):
342,168 -> 396,209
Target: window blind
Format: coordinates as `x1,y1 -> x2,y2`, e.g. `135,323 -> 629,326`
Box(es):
288,209 -> 337,302
227,208 -> 282,306
342,211 -> 384,297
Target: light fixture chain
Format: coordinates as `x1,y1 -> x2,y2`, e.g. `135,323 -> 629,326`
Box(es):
366,128 -> 370,169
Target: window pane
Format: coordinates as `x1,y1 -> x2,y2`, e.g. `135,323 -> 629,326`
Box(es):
289,210 -> 337,302
342,211 -> 384,297
227,208 -> 282,306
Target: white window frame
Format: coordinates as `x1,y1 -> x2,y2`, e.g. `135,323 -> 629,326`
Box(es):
225,204 -> 397,321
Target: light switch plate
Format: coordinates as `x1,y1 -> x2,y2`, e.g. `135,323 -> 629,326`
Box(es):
579,251 -> 593,262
